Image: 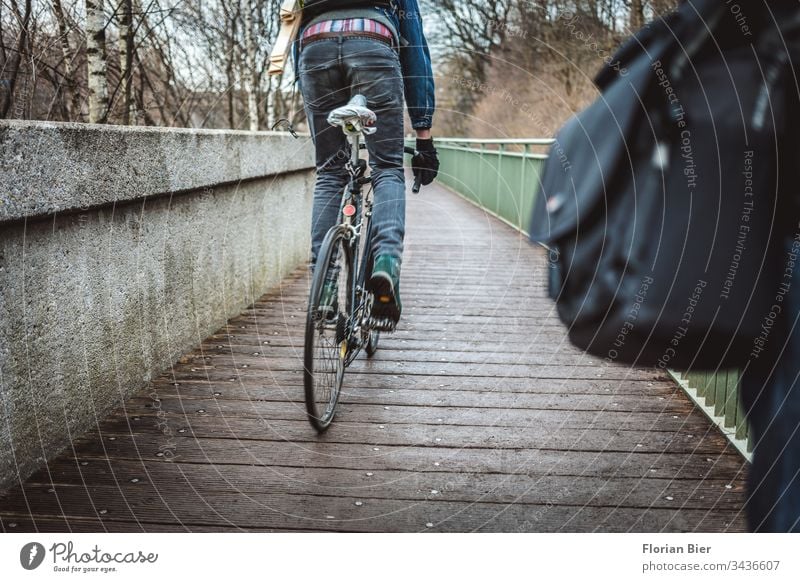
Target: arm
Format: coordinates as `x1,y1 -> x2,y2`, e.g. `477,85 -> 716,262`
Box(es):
397,0 -> 435,134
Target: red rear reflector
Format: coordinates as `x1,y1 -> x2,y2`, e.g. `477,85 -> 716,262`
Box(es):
343,204 -> 356,217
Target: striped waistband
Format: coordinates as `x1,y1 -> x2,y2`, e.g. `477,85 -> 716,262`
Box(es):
302,18 -> 394,41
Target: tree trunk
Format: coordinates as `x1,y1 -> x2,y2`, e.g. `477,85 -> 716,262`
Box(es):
86,0 -> 109,123
118,0 -> 133,124
131,43 -> 150,125
244,0 -> 259,131
52,0 -> 81,120
265,74 -> 278,129
630,0 -> 645,31
222,2 -> 236,128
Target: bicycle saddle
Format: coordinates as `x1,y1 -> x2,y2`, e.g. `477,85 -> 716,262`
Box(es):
327,94 -> 377,135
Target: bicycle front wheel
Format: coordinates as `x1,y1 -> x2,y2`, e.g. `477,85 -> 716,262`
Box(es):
304,226 -> 353,432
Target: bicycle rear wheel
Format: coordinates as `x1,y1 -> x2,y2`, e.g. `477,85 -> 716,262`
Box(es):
304,226 -> 353,432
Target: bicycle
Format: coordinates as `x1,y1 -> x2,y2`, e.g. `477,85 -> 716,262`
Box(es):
303,94 -> 419,432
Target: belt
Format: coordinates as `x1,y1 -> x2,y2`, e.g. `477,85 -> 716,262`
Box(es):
301,30 -> 395,49
301,26 -> 395,50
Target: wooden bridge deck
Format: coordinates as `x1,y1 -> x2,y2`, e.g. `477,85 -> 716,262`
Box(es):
0,181 -> 748,532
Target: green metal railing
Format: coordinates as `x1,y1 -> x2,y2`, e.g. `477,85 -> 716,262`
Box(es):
422,136 -> 751,459
671,371 -> 751,457
419,138 -> 553,234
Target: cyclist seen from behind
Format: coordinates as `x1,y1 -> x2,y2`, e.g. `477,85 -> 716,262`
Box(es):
296,0 -> 439,326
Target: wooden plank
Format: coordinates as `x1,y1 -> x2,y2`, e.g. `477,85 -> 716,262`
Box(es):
25,455 -> 741,494
152,375 -> 682,397
0,482 -> 745,533
118,398 -> 702,431
214,325 -> 628,345
182,346 -> 612,367
149,357 -> 665,381
1,516 -> 279,533
140,386 -> 690,414
207,334 -> 592,356
74,425 -> 736,459
99,411 -> 718,452
18,458 -> 743,511
56,441 -> 744,481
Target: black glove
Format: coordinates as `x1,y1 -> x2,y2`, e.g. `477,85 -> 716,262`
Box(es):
412,137 -> 440,186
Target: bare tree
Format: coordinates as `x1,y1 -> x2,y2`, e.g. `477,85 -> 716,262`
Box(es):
86,0 -> 108,122
51,0 -> 81,119
0,0 -> 32,118
431,0 -> 680,136
243,0 -> 257,130
425,0 -> 514,134
118,0 -> 133,123
220,1 -> 238,128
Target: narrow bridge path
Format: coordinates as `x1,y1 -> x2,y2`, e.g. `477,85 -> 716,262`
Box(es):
0,181 -> 748,532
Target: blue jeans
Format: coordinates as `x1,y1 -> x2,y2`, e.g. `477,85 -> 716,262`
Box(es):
740,237 -> 800,532
298,36 -> 406,266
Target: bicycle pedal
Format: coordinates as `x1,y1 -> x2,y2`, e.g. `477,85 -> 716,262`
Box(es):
369,316 -> 396,332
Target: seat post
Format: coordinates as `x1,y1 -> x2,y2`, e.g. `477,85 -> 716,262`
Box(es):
349,132 -> 360,168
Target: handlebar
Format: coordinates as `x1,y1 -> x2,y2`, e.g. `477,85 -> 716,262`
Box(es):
358,144 -> 422,193
403,146 -> 421,193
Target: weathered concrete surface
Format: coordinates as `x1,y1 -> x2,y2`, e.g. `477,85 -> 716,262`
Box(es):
0,121 -> 315,489
0,120 -> 313,223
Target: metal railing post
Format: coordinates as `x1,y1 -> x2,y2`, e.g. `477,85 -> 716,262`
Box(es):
520,143 -> 529,229
478,143 -> 484,202
496,144 -> 504,215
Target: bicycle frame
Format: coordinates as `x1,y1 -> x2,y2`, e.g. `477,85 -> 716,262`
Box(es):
336,129 -> 376,360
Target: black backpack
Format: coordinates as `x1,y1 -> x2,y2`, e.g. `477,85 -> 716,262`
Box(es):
302,0 -> 392,20
529,1 -> 800,371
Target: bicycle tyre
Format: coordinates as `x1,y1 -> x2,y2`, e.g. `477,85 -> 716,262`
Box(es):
304,226 -> 353,432
365,330 -> 380,356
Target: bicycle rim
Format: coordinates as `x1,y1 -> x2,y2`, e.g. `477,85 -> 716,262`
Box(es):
304,227 -> 352,432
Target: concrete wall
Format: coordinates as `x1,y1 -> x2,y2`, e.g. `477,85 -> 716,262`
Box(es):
0,121 -> 315,489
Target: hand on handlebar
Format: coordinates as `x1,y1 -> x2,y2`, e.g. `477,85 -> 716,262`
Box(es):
411,138 -> 439,190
